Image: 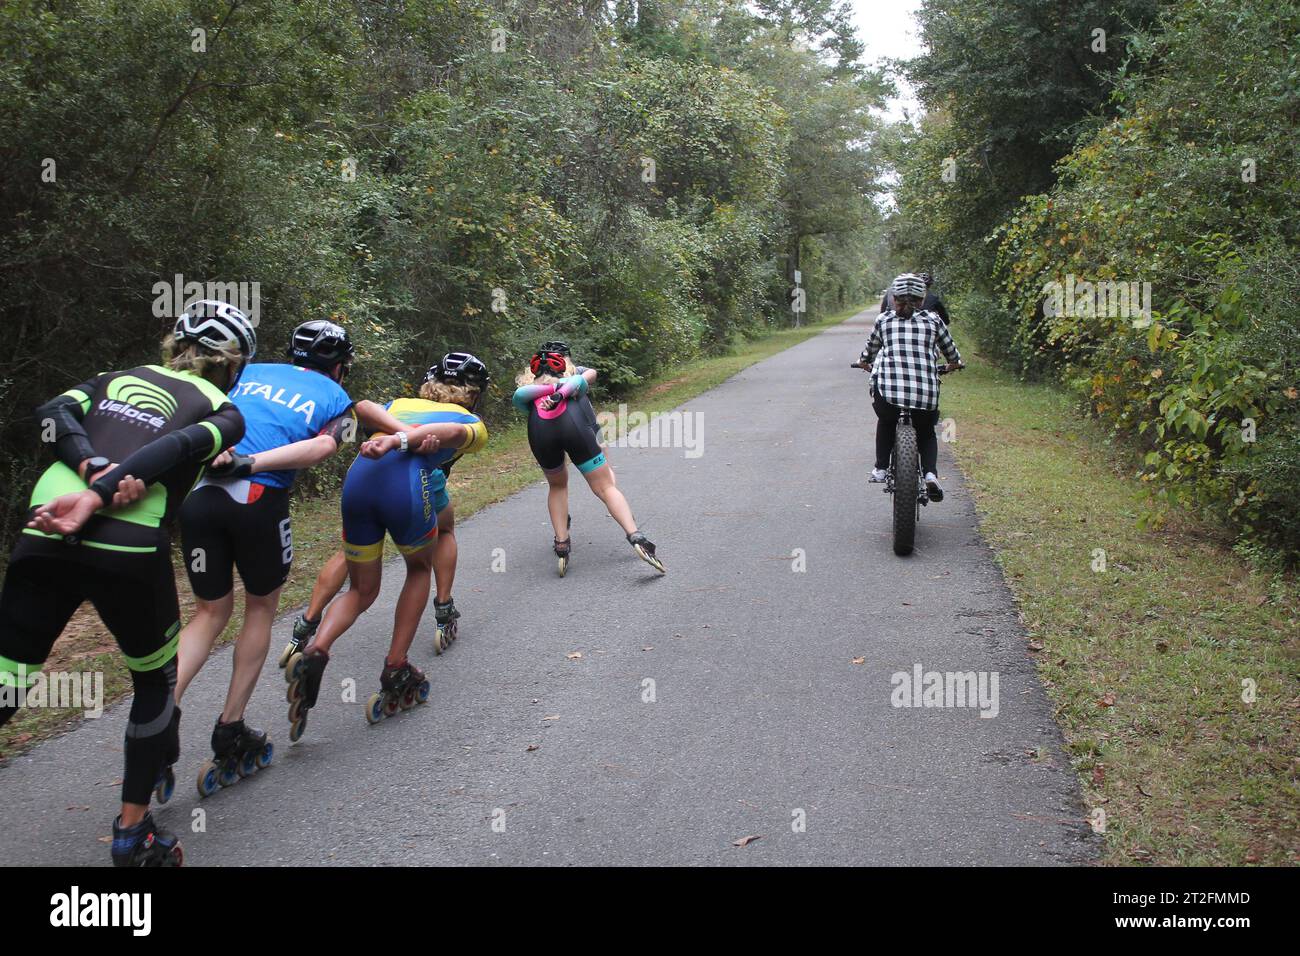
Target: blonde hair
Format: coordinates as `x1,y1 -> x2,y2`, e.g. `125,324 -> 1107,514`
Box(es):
161,334 -> 246,388
515,355 -> 576,387
420,379 -> 480,410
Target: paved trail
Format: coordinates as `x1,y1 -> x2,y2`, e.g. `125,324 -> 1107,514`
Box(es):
0,311 -> 1094,865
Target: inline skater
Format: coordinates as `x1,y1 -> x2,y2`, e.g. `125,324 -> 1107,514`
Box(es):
284,353 -> 489,738
860,274 -> 963,501
170,320 -> 431,795
512,347 -> 664,575
0,300 -> 253,866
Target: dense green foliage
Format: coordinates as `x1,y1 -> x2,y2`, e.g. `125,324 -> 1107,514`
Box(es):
0,0 -> 888,551
891,0 -> 1300,561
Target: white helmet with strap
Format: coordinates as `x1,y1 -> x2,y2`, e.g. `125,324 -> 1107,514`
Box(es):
174,299 -> 257,359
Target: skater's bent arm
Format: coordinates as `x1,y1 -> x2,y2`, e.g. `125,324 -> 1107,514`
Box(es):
247,434 -> 340,473
88,405 -> 245,506
35,375 -> 102,475
356,400 -> 415,437
512,382 -> 557,410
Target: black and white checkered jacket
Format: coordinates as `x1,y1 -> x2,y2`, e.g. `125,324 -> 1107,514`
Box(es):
860,310 -> 961,410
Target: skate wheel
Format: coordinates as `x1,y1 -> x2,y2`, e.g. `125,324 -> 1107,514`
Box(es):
277,642 -> 296,669
400,686 -> 418,710
434,629 -> 445,655
289,715 -> 307,743
366,693 -> 385,724
417,680 -> 431,704
256,741 -> 273,770
286,679 -> 301,704
557,556 -> 568,577
448,621 -> 458,643
285,652 -> 304,682
634,544 -> 666,574
218,761 -> 239,788
154,767 -> 175,805
382,693 -> 401,718
168,842 -> 184,867
288,699 -> 304,724
197,760 -> 221,799
238,749 -> 258,778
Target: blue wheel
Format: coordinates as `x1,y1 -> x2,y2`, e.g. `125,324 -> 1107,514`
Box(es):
197,761 -> 220,799
218,761 -> 239,788
239,749 -> 258,777
154,767 -> 175,804
417,680 -> 431,704
366,693 -> 385,724
256,741 -> 273,769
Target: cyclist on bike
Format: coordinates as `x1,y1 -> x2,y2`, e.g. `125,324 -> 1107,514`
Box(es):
880,272 -> 950,326
0,299 -> 253,866
860,274 -> 963,501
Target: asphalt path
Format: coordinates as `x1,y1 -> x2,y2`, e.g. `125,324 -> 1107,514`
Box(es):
0,310 -> 1094,865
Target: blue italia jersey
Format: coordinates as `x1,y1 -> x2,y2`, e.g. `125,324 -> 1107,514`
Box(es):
228,363 -> 355,488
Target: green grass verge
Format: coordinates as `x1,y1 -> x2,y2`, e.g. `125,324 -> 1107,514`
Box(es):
944,345 -> 1299,866
0,306 -> 863,760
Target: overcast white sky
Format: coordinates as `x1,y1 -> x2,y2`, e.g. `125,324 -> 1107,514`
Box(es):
849,0 -> 922,122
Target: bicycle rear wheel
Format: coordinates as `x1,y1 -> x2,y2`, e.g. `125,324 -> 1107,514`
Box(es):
892,423 -> 918,556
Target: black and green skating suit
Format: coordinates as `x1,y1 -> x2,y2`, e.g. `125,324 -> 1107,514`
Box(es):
0,364 -> 244,806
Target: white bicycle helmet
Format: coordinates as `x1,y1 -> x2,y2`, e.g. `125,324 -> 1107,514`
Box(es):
889,273 -> 927,301
174,299 -> 257,359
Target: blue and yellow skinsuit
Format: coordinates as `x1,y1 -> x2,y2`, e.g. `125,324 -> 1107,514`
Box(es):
340,398 -> 488,561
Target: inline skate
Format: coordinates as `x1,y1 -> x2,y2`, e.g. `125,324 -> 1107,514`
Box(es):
278,612 -> 319,669
284,648 -> 330,742
554,513 -> 572,577
153,706 -> 181,805
365,659 -> 431,724
111,812 -> 183,867
196,717 -> 273,798
627,530 -> 665,573
433,598 -> 461,654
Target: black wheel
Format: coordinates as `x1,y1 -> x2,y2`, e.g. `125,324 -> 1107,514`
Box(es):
892,424 -> 918,556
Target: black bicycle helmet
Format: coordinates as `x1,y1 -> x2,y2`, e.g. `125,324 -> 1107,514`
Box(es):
288,320 -> 354,375
538,340 -> 571,356
426,351 -> 491,389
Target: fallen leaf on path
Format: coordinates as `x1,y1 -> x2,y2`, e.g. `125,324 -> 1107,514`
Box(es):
1028,641 -> 1044,652
732,835 -> 763,848
641,646 -> 654,651
526,744 -> 540,752
566,652 -> 583,660
542,715 -> 560,721
851,657 -> 865,665
1097,693 -> 1117,707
